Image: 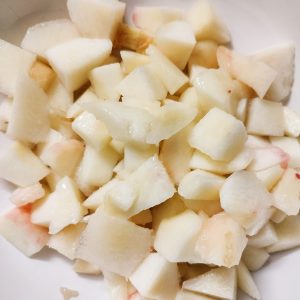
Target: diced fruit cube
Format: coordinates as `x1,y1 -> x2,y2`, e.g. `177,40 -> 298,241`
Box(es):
255,164 -> 284,191
120,50 -> 150,74
103,271 -> 128,300
10,183 -> 45,206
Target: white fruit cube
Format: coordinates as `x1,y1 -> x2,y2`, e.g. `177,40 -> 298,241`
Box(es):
7,75 -> 50,143
154,21 -> 196,70
254,43 -> 295,102
189,108 -> 247,161
272,168 -> 300,215
76,211 -> 153,277
248,222 -> 278,248
31,177 -> 87,234
132,6 -> 183,35
117,65 -> 167,101
48,223 -> 86,260
76,145 -> 120,195
270,136 -> 300,168
179,169 -> 225,201
126,155 -> 175,217
220,171 -> 273,235
147,101 -> 197,144
10,183 -> 45,206
242,246 -> 270,272
192,69 -> 238,115
146,45 -> 189,95
89,63 -> 124,101
247,98 -> 284,136
186,0 -> 231,44
179,87 -> 202,111
190,148 -> 253,175
154,210 -> 206,262
0,206 -> 49,256
0,39 -> 36,96
255,164 -> 284,191
120,50 -> 150,74
283,106 -> 300,137
130,253 -> 179,299
0,140 -> 49,187
217,46 -> 277,98
72,111 -> 111,151
21,19 -> 80,58
67,0 -> 125,40
183,267 -> 237,300
267,215 -> 300,253
195,212 -> 247,267
237,262 -> 261,300
46,38 -> 112,91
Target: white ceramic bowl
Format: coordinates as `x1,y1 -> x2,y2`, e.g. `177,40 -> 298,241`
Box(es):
0,1 -> 300,299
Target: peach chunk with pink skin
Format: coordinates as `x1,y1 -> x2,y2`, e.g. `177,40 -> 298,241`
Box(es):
0,205 -> 49,256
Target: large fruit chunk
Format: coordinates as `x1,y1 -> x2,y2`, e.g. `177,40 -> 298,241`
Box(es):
7,75 -> 50,143
46,38 -> 112,91
67,0 -> 125,40
220,170 -> 273,235
0,139 -> 49,187
254,43 -> 295,102
217,46 -> 277,98
189,108 -> 247,161
0,206 -> 49,256
21,19 -> 80,58
179,169 -> 225,201
76,211 -> 152,277
31,177 -> 87,234
130,253 -> 179,299
195,212 -> 247,267
186,0 -> 231,44
154,210 -> 206,262
0,39 -> 36,96
246,98 -> 284,137
154,21 -> 196,70
183,267 -> 237,300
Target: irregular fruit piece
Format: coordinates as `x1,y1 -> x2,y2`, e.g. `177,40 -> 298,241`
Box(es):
179,87 -> 202,112
7,75 -> 50,143
248,222 -> 278,248
186,0 -> 231,44
146,45 -> 189,95
272,168 -> 300,216
254,43 -> 295,102
242,246 -> 270,272
76,210 -> 152,277
0,206 -> 49,256
21,19 -> 80,57
283,106 -> 300,137
10,183 -> 45,206
189,108 -> 247,161
31,177 -> 87,234
0,39 -> 36,96
72,111 -> 111,151
270,136 -> 300,168
132,6 -> 183,35
89,63 -> 124,101
120,50 -> 150,74
73,259 -> 102,275
0,140 -> 49,187
104,271 -> 128,300
220,170 -> 273,235
267,215 -> 300,253
67,0 -> 125,40
217,46 -> 277,98
114,23 -> 152,52
183,267 -> 237,300
154,21 -> 196,70
117,65 -> 167,101
246,98 -> 284,137
48,222 -> 86,260
235,98 -> 247,123
46,38 -> 112,91
195,212 -> 247,267
179,169 -> 225,201
255,164 -> 284,191
190,147 -> 253,175
154,210 -> 207,262
129,253 -> 180,299
237,261 -> 261,300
